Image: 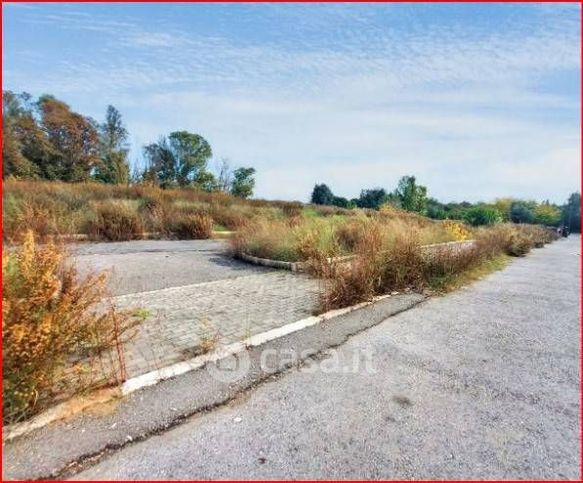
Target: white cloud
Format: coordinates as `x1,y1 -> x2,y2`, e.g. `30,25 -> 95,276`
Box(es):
4,4 -> 580,203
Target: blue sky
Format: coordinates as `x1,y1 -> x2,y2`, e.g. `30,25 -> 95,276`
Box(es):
3,2 -> 581,203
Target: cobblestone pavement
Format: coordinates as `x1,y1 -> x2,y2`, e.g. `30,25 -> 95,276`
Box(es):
72,240 -> 271,296
73,240 -> 320,378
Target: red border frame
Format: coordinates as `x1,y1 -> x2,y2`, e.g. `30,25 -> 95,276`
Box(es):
0,1 -> 581,481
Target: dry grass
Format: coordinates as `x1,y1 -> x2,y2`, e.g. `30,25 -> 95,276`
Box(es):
232,212 -> 457,263
90,200 -> 144,241
170,213 -> 214,239
318,223 -> 558,311
2,231 -> 139,424
2,179 -> 317,242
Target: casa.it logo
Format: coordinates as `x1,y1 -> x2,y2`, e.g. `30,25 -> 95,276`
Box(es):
206,348 -> 251,383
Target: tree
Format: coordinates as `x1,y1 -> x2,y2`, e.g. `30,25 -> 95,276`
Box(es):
510,200 -> 535,224
194,170 -> 218,192
561,192 -> 581,233
215,158 -> 233,192
394,175 -> 428,213
311,183 -> 334,205
2,91 -> 47,179
2,92 -> 34,178
426,197 -> 447,220
492,198 -> 513,222
37,95 -> 101,181
357,188 -> 387,209
143,130 -> 212,187
463,206 -> 502,226
143,137 -> 175,186
231,167 -> 256,198
331,196 -> 350,208
95,105 -> 130,184
534,201 -> 561,226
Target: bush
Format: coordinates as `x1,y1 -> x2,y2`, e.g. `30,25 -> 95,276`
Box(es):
463,206 -> 502,226
171,213 -> 214,239
281,202 -> 304,218
320,227 -> 385,310
2,232 -> 137,424
231,219 -> 300,261
90,201 -> 144,241
335,220 -> 368,251
443,220 -> 471,241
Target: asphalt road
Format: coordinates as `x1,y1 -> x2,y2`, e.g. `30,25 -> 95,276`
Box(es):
76,236 -> 581,480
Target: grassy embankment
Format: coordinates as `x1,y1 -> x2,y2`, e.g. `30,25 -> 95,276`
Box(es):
3,179 -> 329,242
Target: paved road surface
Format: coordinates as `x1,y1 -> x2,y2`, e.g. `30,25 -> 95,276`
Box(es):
72,240 -> 269,296
76,236 -> 581,480
72,240 -> 319,378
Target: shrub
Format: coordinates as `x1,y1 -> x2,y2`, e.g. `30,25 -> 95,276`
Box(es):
231,219 -> 299,261
380,233 -> 425,291
423,243 -> 481,287
463,206 -> 502,226
2,232 -> 137,424
90,201 -> 144,241
171,213 -> 214,239
282,202 -> 304,218
335,220 -> 368,251
443,220 -> 471,241
320,228 -> 385,311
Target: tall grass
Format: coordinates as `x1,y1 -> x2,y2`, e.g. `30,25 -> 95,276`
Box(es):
2,231 -> 139,424
232,213 -> 457,262
318,223 -> 558,311
4,179 -> 336,242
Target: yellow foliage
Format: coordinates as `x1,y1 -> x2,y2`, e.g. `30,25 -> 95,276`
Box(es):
443,220 -> 471,241
2,231 -> 138,424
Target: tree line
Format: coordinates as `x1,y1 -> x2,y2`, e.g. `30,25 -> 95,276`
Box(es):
311,177 -> 581,232
2,91 -> 256,198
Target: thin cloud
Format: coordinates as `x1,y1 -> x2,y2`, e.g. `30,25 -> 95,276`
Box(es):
3,3 -> 580,203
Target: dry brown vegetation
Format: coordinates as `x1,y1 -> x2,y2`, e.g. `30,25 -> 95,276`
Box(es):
232,209 -> 457,262
318,223 -> 558,311
3,179 -> 345,242
2,231 -> 140,424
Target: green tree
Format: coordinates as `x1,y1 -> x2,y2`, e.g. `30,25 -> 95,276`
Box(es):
331,196 -> 350,208
143,130 -> 212,187
463,205 -> 502,226
358,188 -> 387,209
561,192 -> 581,232
492,198 -> 513,222
194,170 -> 218,192
394,176 -> 428,213
2,91 -> 48,179
95,105 -> 130,184
534,201 -> 561,226
510,200 -> 536,224
426,198 -> 447,220
231,167 -> 256,198
311,183 -> 334,205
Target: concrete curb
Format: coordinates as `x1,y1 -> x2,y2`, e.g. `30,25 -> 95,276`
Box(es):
3,293 -> 393,443
37,231 -> 234,243
3,389 -> 120,443
237,251 -> 304,271
121,294 -> 392,395
240,239 -> 477,272
3,293 -> 425,481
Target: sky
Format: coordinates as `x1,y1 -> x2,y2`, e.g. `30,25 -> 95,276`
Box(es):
2,2 -> 581,204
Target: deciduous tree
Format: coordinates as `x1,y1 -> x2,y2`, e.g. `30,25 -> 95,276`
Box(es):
95,105 -> 130,184
231,167 -> 256,198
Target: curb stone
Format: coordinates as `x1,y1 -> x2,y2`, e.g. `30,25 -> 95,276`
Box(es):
2,293 -> 425,481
